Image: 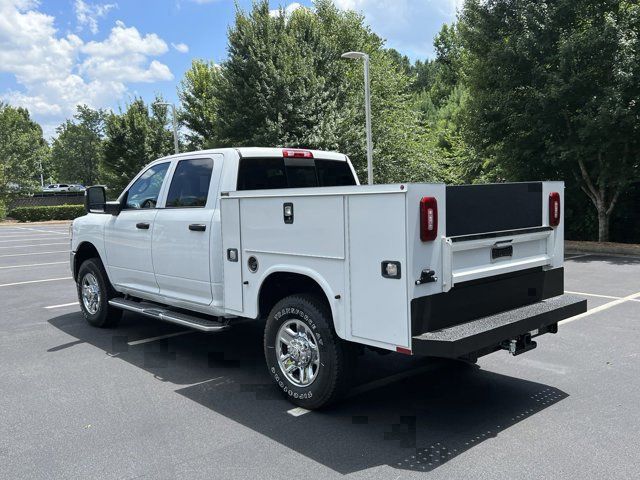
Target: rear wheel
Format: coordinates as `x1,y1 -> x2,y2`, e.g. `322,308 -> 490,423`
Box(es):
76,258 -> 122,328
264,294 -> 353,409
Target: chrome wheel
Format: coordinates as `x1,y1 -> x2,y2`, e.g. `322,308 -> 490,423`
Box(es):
81,272 -> 101,315
276,319 -> 320,387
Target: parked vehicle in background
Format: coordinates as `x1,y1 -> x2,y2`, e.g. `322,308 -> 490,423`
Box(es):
42,184 -> 71,193
69,184 -> 86,192
70,147 -> 587,409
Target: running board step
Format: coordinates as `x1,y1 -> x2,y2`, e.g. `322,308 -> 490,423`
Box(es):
108,298 -> 230,332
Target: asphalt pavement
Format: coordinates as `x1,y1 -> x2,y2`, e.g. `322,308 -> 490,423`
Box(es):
0,224 -> 638,479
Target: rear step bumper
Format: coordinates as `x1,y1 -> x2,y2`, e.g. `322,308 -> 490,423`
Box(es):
108,298 -> 230,332
411,294 -> 587,358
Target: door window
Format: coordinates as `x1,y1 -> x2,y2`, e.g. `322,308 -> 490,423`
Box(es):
165,158 -> 214,208
124,162 -> 170,209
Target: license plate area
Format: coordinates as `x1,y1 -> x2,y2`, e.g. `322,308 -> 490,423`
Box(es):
491,245 -> 513,260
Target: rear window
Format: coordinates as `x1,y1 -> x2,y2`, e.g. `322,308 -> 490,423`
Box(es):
237,157 -> 356,191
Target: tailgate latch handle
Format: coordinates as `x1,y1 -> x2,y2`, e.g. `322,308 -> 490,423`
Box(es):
415,269 -> 437,285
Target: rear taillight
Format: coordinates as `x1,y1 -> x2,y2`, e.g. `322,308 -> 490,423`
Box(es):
549,192 -> 560,227
420,196 -> 438,241
283,149 -> 313,159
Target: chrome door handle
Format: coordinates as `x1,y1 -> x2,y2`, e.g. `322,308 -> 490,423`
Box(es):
189,224 -> 206,232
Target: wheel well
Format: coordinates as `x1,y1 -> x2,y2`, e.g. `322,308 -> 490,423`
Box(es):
258,272 -> 331,320
73,242 -> 101,280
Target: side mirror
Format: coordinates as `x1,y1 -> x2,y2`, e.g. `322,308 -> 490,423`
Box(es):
85,186 -> 122,215
85,186 -> 107,213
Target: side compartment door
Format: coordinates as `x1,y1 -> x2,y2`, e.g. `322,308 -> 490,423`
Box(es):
104,161 -> 171,293
152,156 -> 221,305
220,198 -> 243,312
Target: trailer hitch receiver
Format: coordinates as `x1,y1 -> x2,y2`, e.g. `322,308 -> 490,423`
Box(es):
501,333 -> 537,356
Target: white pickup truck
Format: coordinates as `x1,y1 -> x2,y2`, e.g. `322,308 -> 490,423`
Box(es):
71,147 -> 586,408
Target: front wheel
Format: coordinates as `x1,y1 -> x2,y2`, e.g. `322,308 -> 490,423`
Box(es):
76,258 -> 122,328
264,294 -> 353,409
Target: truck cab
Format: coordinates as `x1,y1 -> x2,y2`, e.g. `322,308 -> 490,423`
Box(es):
71,147 -> 586,409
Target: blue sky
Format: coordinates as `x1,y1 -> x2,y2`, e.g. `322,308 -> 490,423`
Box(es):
0,0 -> 460,138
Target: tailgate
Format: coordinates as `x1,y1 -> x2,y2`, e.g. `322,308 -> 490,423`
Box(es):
441,182 -> 563,292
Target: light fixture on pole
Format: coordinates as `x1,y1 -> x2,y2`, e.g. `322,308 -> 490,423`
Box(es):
154,102 -> 180,155
341,51 -> 373,185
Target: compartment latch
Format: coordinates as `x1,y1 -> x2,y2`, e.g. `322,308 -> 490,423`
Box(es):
415,269 -> 437,285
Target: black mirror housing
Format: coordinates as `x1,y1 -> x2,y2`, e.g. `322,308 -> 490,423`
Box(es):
104,201 -> 122,215
85,187 -> 122,215
85,186 -> 107,213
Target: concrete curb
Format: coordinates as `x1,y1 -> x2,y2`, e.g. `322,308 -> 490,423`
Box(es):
566,240 -> 640,257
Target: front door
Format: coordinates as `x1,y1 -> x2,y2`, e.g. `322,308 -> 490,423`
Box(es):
152,157 -> 220,305
104,161 -> 171,294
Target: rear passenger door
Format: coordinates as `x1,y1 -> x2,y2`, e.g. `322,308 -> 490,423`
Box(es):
152,156 -> 222,306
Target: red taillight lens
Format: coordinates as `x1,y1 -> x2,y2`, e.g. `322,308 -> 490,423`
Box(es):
283,149 -> 313,159
420,196 -> 438,241
549,192 -> 561,227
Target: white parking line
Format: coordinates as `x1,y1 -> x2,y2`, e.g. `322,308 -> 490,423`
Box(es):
566,290 -> 640,302
565,254 -> 592,260
287,407 -> 311,417
0,261 -> 68,270
0,242 -> 68,249
0,250 -> 69,258
0,234 -> 66,240
44,302 -> 78,309
127,331 -> 194,346
0,236 -> 64,243
561,290 -> 640,324
0,276 -> 72,288
14,226 -> 70,235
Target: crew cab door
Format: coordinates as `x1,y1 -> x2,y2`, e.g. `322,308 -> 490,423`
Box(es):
151,156 -> 222,305
104,161 -> 171,293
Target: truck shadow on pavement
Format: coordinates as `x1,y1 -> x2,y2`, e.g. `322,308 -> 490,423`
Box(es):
49,312 -> 568,475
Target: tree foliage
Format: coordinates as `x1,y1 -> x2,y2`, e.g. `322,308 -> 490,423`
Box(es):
178,59 -> 222,149
102,97 -> 175,195
51,105 -> 106,186
179,0 -> 442,183
0,103 -> 49,216
459,0 -> 640,241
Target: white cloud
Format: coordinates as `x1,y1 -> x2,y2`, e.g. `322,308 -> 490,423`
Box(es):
333,0 -> 462,58
0,1 -> 173,138
269,2 -> 303,18
171,42 -> 189,53
74,0 -> 117,34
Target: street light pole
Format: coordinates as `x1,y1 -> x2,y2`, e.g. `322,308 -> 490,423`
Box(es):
341,51 -> 373,185
154,102 -> 179,155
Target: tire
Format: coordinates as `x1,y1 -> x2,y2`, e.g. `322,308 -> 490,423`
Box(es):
76,258 -> 122,328
264,294 -> 353,409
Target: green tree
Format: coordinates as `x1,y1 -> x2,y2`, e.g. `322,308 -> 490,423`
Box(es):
429,23 -> 464,107
178,59 -> 222,149
179,0 -> 441,183
0,103 -> 49,216
102,97 -> 174,195
51,105 -> 105,186
460,0 -> 640,241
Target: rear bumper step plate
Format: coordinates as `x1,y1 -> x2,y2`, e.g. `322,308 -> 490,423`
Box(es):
411,293 -> 586,358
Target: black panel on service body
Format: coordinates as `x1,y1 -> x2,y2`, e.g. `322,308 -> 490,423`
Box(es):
446,182 -> 543,237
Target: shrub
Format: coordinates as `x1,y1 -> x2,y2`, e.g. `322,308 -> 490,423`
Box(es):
8,204 -> 85,222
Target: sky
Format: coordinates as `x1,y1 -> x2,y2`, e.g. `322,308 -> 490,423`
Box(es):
0,0 -> 461,139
